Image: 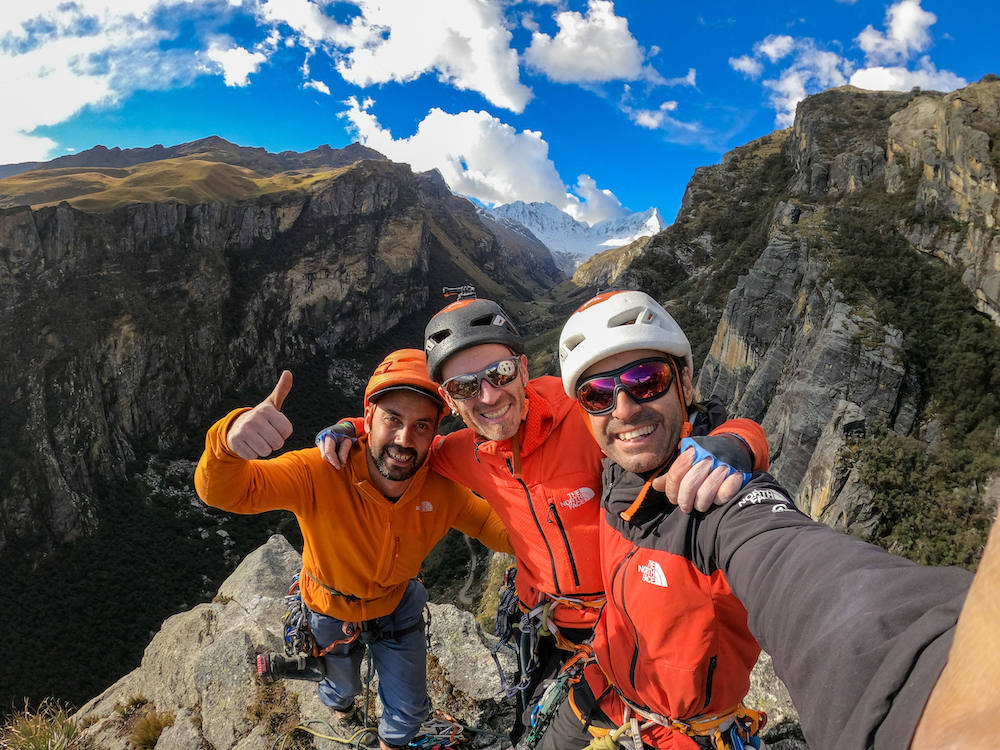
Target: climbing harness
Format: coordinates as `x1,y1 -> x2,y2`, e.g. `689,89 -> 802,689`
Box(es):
490,566 -> 604,701
584,697 -> 767,750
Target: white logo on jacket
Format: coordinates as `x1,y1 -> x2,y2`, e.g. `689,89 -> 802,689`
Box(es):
416,501 -> 434,512
638,560 -> 668,587
561,486 -> 596,510
737,489 -> 785,508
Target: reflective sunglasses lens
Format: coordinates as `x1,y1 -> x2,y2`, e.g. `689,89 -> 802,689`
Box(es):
484,358 -> 519,388
620,362 -> 672,400
576,378 -> 617,414
444,375 -> 480,400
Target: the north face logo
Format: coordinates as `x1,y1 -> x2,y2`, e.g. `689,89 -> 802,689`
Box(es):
637,560 -> 668,587
416,501 -> 434,512
561,487 -> 596,510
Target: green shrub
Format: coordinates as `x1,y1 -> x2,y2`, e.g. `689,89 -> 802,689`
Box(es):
0,698 -> 86,750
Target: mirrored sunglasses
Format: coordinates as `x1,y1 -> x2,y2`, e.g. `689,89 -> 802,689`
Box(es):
575,358 -> 675,415
442,357 -> 521,400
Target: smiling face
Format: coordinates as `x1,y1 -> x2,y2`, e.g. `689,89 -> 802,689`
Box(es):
363,390 -> 439,495
439,343 -> 528,442
581,348 -> 693,474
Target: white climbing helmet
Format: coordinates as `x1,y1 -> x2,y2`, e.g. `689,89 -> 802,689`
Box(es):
559,290 -> 693,398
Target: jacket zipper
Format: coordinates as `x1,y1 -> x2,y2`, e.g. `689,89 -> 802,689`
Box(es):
704,655 -> 717,707
546,503 -> 581,587
510,459 -> 561,593
610,544 -> 642,690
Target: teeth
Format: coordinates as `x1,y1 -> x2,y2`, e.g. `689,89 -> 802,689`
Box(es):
481,403 -> 511,419
616,424 -> 655,441
385,447 -> 413,462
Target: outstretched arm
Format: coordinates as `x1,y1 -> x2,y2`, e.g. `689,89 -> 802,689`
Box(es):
910,506 -> 1000,748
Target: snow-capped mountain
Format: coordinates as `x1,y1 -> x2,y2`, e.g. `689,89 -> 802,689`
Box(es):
487,201 -> 666,273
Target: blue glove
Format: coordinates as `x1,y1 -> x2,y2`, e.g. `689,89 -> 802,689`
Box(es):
315,422 -> 358,448
680,435 -> 752,488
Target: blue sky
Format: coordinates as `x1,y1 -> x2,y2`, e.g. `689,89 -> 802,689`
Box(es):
2,0 -> 996,224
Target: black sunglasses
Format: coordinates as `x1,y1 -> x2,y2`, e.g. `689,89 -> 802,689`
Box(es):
575,358 -> 675,415
441,357 -> 521,400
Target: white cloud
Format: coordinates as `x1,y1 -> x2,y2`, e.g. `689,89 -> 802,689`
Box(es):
340,97 -> 626,223
756,34 -> 795,63
260,0 -> 531,113
206,42 -> 267,86
729,54 -> 763,79
664,67 -> 696,88
523,0 -> 645,83
764,44 -> 848,126
569,175 -> 627,224
732,0 -> 961,128
303,78 -> 331,94
629,101 -> 679,129
0,0 -> 243,163
850,57 -> 965,92
856,0 -> 936,65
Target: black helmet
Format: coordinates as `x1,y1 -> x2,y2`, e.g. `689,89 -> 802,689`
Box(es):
424,298 -> 524,382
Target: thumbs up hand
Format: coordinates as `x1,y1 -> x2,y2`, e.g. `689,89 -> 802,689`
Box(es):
227,370 -> 295,460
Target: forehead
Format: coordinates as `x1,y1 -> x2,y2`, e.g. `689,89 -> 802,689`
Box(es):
440,343 -> 514,380
580,348 -> 667,380
371,390 -> 439,422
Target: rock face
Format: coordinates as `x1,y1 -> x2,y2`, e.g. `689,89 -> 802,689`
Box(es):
886,80 -> 1000,323
699,232 -> 913,498
71,534 -> 803,750
72,535 -> 517,750
625,80 -> 1000,545
0,153 -> 561,557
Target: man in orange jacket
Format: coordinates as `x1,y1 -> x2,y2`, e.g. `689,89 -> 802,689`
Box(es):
318,299 -> 768,742
194,350 -> 512,750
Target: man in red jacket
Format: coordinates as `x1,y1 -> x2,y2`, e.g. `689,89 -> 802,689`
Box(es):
543,290 -> 975,750
319,297 -> 768,742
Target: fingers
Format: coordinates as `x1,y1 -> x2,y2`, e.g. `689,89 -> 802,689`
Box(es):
317,432 -> 350,469
336,436 -> 352,468
652,447 -> 745,513
266,370 -> 293,410
653,447 -> 695,500
228,404 -> 293,460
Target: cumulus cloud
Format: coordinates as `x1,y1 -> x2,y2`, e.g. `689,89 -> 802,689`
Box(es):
206,43 -> 267,86
627,101 -> 679,129
522,0 -> 645,83
731,0 -> 963,128
856,0 -> 936,65
729,54 -> 763,79
569,175 -> 627,223
0,0 -> 279,163
0,0 -> 219,163
756,34 -> 795,63
340,97 -> 626,224
260,0 -> 532,112
303,78 -> 331,94
850,57 -> 965,91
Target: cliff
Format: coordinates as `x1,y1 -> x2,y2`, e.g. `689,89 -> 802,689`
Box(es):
0,153 -> 561,559
616,80 -> 1000,566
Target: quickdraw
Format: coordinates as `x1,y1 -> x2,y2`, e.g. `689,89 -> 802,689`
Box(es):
490,566 -> 605,701
524,644 -> 593,748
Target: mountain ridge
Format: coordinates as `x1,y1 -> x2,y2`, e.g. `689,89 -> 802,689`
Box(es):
487,200 -> 665,272
0,136 -> 386,180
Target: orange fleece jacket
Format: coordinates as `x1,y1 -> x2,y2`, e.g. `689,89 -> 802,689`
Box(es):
195,408 -> 513,621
